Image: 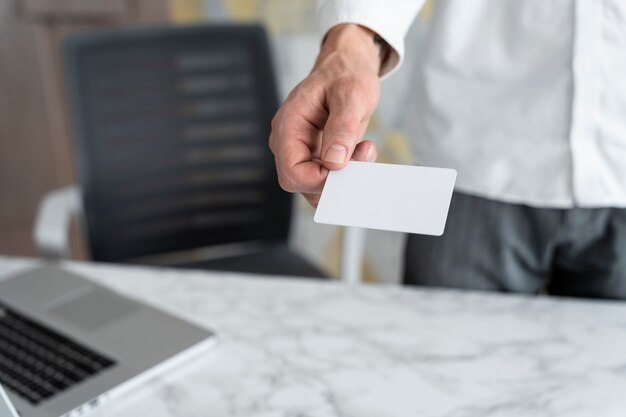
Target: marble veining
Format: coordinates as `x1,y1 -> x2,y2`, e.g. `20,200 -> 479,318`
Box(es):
1,257 -> 626,417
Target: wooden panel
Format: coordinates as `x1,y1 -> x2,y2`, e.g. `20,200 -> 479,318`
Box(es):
22,0 -> 129,19
0,0 -> 57,256
135,0 -> 171,23
0,223 -> 86,258
0,0 -> 168,258
0,229 -> 35,256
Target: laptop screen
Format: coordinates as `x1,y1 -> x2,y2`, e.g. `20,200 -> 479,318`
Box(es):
0,384 -> 19,417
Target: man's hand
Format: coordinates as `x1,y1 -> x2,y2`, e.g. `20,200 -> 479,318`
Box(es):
269,24 -> 383,207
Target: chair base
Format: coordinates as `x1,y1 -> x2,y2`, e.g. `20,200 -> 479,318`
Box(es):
175,244 -> 327,279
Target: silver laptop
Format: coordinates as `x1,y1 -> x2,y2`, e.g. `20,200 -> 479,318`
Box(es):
0,266 -> 216,417
1,383 -> 19,417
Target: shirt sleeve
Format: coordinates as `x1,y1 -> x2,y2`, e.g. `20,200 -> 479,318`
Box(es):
317,0 -> 426,78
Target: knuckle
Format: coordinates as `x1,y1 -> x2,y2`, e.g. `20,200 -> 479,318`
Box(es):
329,113 -> 360,136
277,172 -> 296,193
333,76 -> 378,110
268,133 -> 276,153
271,109 -> 282,131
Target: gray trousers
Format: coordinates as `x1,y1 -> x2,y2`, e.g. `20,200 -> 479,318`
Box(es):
403,192 -> 626,300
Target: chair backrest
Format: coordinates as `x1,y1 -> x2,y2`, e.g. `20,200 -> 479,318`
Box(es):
64,24 -> 291,263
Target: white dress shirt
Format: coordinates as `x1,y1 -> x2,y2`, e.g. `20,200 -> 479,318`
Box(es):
317,0 -> 626,208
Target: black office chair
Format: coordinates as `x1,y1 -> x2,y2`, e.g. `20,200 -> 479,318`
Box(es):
34,23 -> 326,278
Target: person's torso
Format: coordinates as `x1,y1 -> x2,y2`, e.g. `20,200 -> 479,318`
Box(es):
413,0 -> 626,208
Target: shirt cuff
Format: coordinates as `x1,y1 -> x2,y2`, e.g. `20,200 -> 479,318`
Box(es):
317,0 -> 425,79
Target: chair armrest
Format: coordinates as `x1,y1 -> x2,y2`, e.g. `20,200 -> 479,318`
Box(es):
33,185 -> 82,259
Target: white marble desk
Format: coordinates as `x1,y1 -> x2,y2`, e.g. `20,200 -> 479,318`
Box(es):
1,257 -> 626,417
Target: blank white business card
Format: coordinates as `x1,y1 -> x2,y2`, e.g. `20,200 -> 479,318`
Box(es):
314,161 -> 457,235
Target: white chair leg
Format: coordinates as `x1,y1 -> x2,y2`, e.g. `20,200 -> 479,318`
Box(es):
341,226 -> 366,284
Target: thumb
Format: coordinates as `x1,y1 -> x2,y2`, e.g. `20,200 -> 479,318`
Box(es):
321,89 -> 370,170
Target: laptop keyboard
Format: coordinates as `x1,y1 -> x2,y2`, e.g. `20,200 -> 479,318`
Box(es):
0,302 -> 116,405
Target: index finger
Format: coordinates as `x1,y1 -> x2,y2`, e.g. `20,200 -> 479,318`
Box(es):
270,113 -> 329,194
